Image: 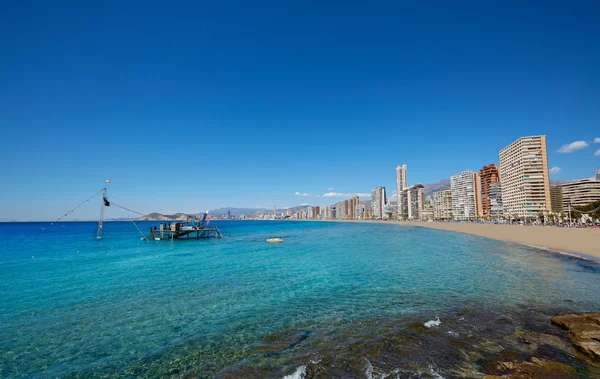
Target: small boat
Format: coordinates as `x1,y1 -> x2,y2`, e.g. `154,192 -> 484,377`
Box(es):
266,238 -> 283,243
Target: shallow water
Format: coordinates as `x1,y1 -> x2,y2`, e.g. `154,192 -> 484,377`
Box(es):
1,221 -> 599,377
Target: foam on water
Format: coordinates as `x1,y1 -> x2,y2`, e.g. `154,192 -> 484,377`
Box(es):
282,365 -> 306,379
424,317 -> 441,328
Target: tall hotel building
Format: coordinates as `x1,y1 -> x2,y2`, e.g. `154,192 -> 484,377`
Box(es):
433,190 -> 452,219
371,186 -> 387,219
479,164 -> 500,218
407,184 -> 425,219
499,136 -> 551,219
451,170 -> 476,220
396,165 -> 408,216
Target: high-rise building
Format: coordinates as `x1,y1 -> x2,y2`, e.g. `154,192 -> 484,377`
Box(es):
489,182 -> 503,219
313,206 -> 320,219
499,136 -> 552,219
473,172 -> 483,217
451,170 -> 476,220
371,186 -> 387,219
306,206 -> 313,219
550,186 -> 564,213
561,180 -> 600,209
433,190 -> 452,219
399,189 -> 409,219
355,203 -> 366,219
396,164 -> 408,217
349,196 -> 359,220
479,164 -> 500,219
596,167 -> 600,181
336,201 -> 347,220
407,184 -> 425,219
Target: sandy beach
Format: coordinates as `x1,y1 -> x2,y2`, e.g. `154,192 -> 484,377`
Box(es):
396,221 -> 600,260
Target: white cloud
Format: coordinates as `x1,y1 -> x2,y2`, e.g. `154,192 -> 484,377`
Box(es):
300,203 -> 310,206
594,137 -> 600,143
323,192 -> 351,198
327,188 -> 334,191
595,149 -> 600,157
557,141 -> 589,153
294,192 -> 312,197
549,166 -> 561,175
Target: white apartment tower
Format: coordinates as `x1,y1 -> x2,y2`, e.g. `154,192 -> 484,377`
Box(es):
433,190 -> 453,219
407,184 -> 424,219
499,136 -> 551,219
396,164 -> 408,216
371,186 -> 387,219
451,170 -> 476,220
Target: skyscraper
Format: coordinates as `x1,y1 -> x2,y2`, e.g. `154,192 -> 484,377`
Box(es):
479,164 -> 500,218
371,186 -> 387,219
451,170 -> 476,220
596,167 -> 600,181
433,190 -> 452,219
396,165 -> 408,217
407,184 -> 425,219
499,136 -> 551,219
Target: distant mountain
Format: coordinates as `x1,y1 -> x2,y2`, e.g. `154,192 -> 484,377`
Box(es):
136,212 -> 193,221
209,207 -> 268,216
423,179 -> 451,198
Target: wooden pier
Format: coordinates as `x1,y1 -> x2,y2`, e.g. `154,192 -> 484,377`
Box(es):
143,221 -> 222,241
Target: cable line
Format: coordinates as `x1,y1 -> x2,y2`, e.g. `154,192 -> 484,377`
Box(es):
55,188 -> 105,222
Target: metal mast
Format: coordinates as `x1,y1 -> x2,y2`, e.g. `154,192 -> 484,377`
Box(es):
97,188 -> 109,239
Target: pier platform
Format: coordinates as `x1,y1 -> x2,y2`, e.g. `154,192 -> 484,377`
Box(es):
143,223 -> 222,241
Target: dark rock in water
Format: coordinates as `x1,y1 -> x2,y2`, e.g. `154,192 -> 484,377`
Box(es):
552,313 -> 600,360
259,329 -> 311,355
501,357 -> 578,378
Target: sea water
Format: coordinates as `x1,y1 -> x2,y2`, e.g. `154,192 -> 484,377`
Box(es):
1,221 -> 599,377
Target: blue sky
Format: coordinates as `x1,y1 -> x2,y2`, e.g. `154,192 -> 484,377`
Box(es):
1,1 -> 599,221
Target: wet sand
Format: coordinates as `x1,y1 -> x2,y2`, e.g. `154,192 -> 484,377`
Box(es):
397,221 -> 600,260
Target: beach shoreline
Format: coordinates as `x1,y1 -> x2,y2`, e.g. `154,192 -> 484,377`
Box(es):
286,219 -> 600,261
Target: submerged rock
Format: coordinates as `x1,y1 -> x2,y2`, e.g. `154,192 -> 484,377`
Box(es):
552,313 -> 600,360
483,357 -> 578,379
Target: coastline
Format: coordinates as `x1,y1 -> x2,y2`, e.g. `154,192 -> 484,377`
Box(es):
287,219 -> 600,261
395,221 -> 600,261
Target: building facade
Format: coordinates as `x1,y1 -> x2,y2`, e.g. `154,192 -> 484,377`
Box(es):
597,167 -> 600,181
488,182 -> 503,219
473,172 -> 483,217
561,180 -> 600,209
407,184 -> 425,219
371,186 -> 387,219
479,164 -> 500,219
349,196 -> 359,220
550,186 -> 564,213
499,136 -> 552,219
396,164 -> 408,217
451,170 -> 476,220
433,190 -> 452,219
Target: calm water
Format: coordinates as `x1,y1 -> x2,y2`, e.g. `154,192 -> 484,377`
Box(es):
1,221 -> 599,378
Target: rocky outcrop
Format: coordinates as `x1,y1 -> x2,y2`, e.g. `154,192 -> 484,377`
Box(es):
483,357 -> 578,379
551,313 -> 600,360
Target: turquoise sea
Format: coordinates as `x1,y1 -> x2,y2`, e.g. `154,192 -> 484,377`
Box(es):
1,220 -> 599,378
